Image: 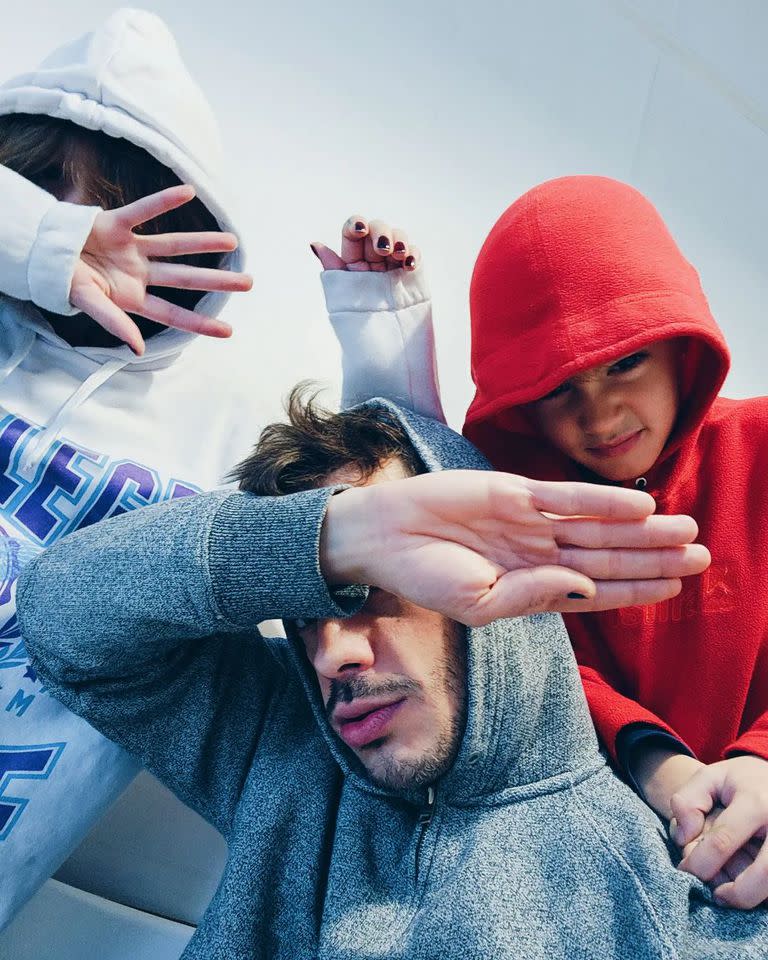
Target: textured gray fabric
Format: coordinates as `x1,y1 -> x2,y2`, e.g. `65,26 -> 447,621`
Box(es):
18,401 -> 768,959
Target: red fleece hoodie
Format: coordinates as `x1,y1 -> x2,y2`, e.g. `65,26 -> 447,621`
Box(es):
464,175 -> 768,765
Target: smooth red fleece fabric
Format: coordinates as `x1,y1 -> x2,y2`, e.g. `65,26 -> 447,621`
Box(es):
464,175 -> 768,764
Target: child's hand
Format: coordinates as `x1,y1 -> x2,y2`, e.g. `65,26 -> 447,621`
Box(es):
311,215 -> 420,273
70,185 -> 253,356
671,756 -> 768,908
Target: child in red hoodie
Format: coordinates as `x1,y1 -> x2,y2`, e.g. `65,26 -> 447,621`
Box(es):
317,179 -> 768,911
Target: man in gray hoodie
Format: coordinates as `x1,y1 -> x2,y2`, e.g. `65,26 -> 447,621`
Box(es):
16,393 -> 768,959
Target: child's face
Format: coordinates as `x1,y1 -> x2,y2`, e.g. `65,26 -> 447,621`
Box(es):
525,340 -> 680,481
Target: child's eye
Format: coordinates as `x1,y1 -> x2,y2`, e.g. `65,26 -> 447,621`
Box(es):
539,380 -> 572,402
293,617 -> 317,634
608,351 -> 648,375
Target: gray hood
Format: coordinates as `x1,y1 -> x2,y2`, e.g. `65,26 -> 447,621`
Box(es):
290,398 -> 602,808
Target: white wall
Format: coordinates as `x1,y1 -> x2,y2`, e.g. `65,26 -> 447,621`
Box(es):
5,0 -> 766,428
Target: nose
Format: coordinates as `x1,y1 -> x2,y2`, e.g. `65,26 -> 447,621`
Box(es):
577,384 -> 623,437
310,617 -> 376,680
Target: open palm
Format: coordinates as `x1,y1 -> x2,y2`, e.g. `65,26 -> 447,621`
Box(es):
327,470 -> 711,626
70,185 -> 252,354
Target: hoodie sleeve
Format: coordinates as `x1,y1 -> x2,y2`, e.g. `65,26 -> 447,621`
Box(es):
724,712 -> 768,762
17,488 -> 366,836
322,267 -> 447,421
566,612 -> 693,764
0,164 -> 99,316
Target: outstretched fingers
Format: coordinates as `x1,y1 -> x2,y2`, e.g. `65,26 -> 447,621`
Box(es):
147,262 -> 253,292
137,294 -> 232,338
554,514 -> 701,549
528,476 -> 657,521
70,286 -> 145,356
566,577 -> 683,612
465,566 -> 597,625
112,184 -> 197,230
556,543 -> 711,581
140,231 -> 239,258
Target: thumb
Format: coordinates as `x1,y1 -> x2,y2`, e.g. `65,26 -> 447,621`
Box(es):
473,566 -> 596,624
669,770 -> 716,846
310,242 -> 346,271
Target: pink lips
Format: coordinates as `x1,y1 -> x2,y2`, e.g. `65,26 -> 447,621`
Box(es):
586,429 -> 644,459
334,698 -> 406,749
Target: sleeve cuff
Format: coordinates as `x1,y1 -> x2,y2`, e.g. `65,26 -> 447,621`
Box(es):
27,201 -> 100,315
617,724 -> 693,796
208,489 -> 368,628
321,266 -> 430,314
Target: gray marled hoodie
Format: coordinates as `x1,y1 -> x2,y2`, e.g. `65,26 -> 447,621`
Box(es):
17,402 -> 768,959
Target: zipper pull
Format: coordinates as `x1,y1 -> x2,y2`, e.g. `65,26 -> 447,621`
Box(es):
418,785 -> 436,826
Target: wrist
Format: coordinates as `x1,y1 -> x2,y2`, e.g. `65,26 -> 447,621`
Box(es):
634,748 -> 703,819
320,486 -> 375,585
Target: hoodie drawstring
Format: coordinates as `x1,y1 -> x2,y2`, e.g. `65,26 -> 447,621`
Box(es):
0,329 -> 35,387
18,357 -> 129,475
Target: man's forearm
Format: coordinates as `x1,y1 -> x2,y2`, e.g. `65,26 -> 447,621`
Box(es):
19,487 -> 363,686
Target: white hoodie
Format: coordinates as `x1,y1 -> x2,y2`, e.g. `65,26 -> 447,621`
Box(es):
0,8 -> 258,937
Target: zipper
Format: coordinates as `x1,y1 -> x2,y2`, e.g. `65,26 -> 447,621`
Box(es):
414,785 -> 436,880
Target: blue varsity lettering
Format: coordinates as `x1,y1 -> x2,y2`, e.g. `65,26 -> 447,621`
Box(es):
0,743 -> 65,839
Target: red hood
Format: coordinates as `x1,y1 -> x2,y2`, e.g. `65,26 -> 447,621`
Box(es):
463,176 -> 730,483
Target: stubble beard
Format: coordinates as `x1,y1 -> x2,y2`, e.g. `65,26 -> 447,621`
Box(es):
349,626 -> 467,792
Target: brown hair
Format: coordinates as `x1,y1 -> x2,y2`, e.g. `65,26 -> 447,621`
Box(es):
230,383 -> 424,495
0,114 -> 221,333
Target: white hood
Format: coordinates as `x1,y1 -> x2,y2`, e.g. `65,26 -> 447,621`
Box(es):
0,6 -> 243,334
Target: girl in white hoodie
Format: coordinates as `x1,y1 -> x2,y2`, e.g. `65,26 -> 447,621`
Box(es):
0,8 -> 255,946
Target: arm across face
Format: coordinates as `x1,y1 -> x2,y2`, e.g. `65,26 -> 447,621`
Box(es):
322,469 -> 709,625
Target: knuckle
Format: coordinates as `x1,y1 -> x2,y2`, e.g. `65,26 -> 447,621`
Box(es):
709,828 -> 737,857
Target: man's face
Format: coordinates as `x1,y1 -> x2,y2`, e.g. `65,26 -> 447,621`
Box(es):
297,459 -> 466,792
525,340 -> 680,482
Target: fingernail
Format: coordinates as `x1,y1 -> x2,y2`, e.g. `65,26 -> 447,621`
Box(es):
376,236 -> 391,252
354,221 -> 366,232
405,255 -> 416,269
669,817 -> 679,842
310,243 -> 320,259
394,241 -> 406,254
567,592 -> 587,600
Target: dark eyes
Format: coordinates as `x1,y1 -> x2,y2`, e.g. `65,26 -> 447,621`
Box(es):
540,380 -> 571,402
607,351 -> 648,375
538,351 -> 649,402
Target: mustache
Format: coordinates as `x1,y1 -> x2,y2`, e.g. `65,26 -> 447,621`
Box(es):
325,675 -> 420,718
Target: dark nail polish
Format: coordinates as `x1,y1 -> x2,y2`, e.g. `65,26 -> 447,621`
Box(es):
567,592 -> 587,600
376,236 -> 391,251
354,221 -> 366,232
405,255 -> 416,269
394,241 -> 406,253
310,243 -> 319,259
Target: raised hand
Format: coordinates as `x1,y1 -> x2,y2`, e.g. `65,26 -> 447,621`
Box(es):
70,185 -> 252,355
672,756 -> 768,909
322,469 -> 711,626
311,215 -> 421,274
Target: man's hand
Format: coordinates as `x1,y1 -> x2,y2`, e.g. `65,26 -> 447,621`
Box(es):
311,215 -> 420,273
672,756 -> 768,909
321,470 -> 710,625
70,185 -> 253,355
